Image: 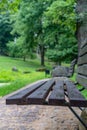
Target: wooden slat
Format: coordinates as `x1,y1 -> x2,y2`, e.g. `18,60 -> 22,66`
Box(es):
77,65 -> 87,76
6,81 -> 46,105
76,74 -> 87,89
49,81 -> 65,106
27,79 -> 55,104
78,54 -> 87,65
79,44 -> 87,56
65,81 -> 87,107
81,42 -> 87,49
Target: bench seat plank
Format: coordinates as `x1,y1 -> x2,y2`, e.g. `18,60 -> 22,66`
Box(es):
76,74 -> 87,89
6,81 -> 46,105
77,65 -> 87,76
6,79 -> 87,107
49,81 -> 65,106
65,81 -> 87,107
78,53 -> 87,65
79,44 -> 87,56
27,79 -> 55,104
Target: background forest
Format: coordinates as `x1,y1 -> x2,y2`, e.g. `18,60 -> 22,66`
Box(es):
0,0 -> 78,66
0,0 -> 83,97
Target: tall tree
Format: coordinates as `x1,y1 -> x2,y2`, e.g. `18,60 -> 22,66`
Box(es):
12,0 -> 53,66
9,0 -> 77,65
43,0 -> 77,64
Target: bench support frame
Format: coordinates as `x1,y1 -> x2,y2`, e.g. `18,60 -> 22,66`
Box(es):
68,106 -> 87,129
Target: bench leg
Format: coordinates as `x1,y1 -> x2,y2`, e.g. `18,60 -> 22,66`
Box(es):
68,106 -> 87,130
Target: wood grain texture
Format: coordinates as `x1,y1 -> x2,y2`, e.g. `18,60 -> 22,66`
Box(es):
27,79 -> 55,104
81,42 -> 87,49
6,79 -> 87,107
78,53 -> 87,65
79,44 -> 87,56
6,81 -> 46,105
77,65 -> 87,76
65,81 -> 87,107
76,74 -> 87,89
49,81 -> 65,106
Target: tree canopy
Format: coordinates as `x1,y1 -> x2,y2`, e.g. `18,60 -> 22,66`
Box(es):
0,0 -> 78,65
0,0 -> 20,13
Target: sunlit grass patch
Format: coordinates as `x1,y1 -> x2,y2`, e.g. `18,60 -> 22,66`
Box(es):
0,56 -> 52,97
0,71 -> 46,96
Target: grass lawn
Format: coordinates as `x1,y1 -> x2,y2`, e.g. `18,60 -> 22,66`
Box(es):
0,56 -> 52,97
0,56 -> 87,99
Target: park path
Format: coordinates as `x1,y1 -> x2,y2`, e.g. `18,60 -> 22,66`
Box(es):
0,79 -> 80,130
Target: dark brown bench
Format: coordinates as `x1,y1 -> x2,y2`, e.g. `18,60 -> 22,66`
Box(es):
6,44 -> 87,129
8,79 -> 86,106
6,79 -> 87,129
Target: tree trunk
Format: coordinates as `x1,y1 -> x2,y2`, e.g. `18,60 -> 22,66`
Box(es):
39,44 -> 45,66
23,56 -> 26,61
57,61 -> 61,66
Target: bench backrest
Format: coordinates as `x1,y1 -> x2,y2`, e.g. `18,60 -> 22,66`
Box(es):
76,43 -> 87,89
68,58 -> 77,77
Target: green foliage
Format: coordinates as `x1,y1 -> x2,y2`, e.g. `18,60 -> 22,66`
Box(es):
44,0 -> 77,63
7,41 -> 19,57
11,0 -> 56,66
0,13 -> 13,55
0,0 -> 21,13
0,0 -> 78,64
7,40 -> 37,60
46,49 -> 64,64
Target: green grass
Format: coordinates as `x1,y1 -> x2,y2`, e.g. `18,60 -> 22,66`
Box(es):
0,56 -> 53,71
0,56 -> 42,71
0,56 -> 51,97
0,56 -> 87,99
0,71 -> 46,96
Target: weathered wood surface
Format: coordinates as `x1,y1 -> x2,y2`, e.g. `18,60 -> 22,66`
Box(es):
6,81 -> 47,105
76,41 -> 87,89
76,75 -> 87,89
67,59 -> 77,77
79,44 -> 87,56
65,81 -> 87,107
77,65 -> 87,76
6,79 -> 87,107
27,79 -> 55,104
49,81 -> 65,106
81,42 -> 87,49
78,54 -> 87,65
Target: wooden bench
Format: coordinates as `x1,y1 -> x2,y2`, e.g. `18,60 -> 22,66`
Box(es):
6,44 -> 87,129
67,58 -> 77,77
6,79 -> 87,128
6,78 -> 87,105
